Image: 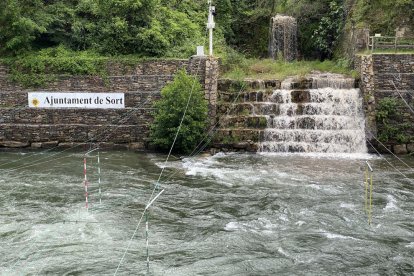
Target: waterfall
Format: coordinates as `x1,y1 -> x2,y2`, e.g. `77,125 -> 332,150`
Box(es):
269,14 -> 298,61
259,78 -> 367,153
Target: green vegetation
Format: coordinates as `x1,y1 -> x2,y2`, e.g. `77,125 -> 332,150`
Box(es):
0,0 -> 412,84
1,46 -> 182,87
3,46 -> 108,87
376,97 -> 413,143
350,0 -> 414,34
222,57 -> 356,80
0,0 -> 204,57
149,70 -> 208,154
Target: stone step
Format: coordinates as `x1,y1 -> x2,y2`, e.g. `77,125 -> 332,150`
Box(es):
218,79 -> 281,92
218,89 -> 361,105
218,75 -> 356,93
219,116 -> 268,129
213,128 -> 263,144
217,102 -> 280,116
261,129 -> 366,144
259,141 -> 366,153
266,116 -> 364,130
217,102 -> 360,116
218,90 -> 275,103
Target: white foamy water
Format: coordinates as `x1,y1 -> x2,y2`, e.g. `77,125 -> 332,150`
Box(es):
259,86 -> 367,153
384,194 -> 399,211
1,151 -> 413,275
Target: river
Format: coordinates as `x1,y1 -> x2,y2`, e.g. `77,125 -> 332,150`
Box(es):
0,150 -> 413,275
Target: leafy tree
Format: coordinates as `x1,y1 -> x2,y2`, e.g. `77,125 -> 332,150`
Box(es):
0,0 -> 50,55
150,70 -> 208,154
0,0 -> 205,57
312,0 -> 344,59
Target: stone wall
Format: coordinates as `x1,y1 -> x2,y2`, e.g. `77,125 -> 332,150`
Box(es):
358,54 -> 414,154
0,57 -> 219,149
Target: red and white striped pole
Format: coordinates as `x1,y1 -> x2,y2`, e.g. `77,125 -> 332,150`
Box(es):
83,156 -> 89,211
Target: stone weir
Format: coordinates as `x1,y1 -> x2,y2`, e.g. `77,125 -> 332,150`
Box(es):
213,74 -> 368,153
0,57 -> 218,150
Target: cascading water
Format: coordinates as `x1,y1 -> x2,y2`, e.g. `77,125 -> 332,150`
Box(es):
268,14 -> 298,61
259,75 -> 367,153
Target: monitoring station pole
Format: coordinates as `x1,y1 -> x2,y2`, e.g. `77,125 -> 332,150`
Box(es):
207,0 -> 215,56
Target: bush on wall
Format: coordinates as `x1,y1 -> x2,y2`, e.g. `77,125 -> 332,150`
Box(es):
149,70 -> 208,154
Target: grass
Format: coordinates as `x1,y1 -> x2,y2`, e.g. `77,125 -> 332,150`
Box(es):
221,58 -> 357,80
0,46 -> 185,87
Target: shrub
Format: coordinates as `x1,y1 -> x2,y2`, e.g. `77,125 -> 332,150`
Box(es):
376,97 -> 413,143
150,70 -> 208,154
4,46 -> 108,87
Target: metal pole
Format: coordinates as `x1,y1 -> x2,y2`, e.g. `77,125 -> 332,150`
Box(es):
207,1 -> 215,56
209,28 -> 213,56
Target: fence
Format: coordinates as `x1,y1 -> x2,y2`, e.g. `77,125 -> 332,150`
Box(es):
368,36 -> 414,52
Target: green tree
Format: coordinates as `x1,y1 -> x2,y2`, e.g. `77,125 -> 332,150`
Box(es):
312,0 -> 344,59
150,70 -> 208,154
0,0 -> 50,55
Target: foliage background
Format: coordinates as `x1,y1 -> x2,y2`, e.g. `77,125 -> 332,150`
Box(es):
1,0 -> 412,60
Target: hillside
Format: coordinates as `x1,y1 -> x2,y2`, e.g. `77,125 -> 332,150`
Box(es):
1,0 -> 413,62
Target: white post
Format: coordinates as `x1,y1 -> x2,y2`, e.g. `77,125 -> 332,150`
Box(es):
209,27 -> 213,56
207,1 -> 215,56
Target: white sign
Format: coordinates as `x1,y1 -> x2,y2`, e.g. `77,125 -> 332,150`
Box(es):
28,92 -> 125,109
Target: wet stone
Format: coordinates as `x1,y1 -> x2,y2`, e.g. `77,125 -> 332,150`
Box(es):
291,90 -> 311,103
393,144 -> 408,155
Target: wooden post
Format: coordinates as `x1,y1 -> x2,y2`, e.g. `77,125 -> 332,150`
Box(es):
371,37 -> 375,52
394,36 -> 398,52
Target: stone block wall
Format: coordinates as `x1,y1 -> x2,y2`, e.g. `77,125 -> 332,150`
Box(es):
0,57 -> 218,150
358,54 -> 414,154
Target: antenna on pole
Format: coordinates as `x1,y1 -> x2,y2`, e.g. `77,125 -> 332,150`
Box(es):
207,0 -> 215,56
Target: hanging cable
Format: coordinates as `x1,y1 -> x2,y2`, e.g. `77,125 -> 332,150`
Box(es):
114,27 -> 210,275
366,139 -> 414,184
367,131 -> 414,172
390,80 -> 414,115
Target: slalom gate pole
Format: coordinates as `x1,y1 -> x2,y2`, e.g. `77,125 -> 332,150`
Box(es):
98,151 -> 102,204
84,156 -> 89,211
146,212 -> 150,274
365,161 -> 373,225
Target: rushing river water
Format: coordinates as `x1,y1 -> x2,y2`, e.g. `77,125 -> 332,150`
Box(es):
0,150 -> 413,275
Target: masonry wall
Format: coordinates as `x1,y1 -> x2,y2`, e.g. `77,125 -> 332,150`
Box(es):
358,54 -> 414,154
0,57 -> 218,149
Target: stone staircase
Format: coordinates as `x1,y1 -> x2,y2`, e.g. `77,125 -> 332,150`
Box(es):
213,79 -> 281,152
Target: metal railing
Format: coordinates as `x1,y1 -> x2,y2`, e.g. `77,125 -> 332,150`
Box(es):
368,36 -> 414,52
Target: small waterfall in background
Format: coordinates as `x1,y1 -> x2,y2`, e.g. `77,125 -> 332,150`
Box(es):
259,74 -> 367,153
268,14 -> 298,61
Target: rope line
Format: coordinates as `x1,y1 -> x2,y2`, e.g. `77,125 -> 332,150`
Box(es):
368,131 -> 414,172
366,139 -> 414,184
113,28 -> 209,275
390,80 -> 414,115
